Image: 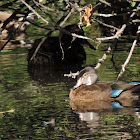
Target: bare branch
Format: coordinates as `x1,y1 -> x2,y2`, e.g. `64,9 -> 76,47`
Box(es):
64,71 -> 79,79
29,30 -> 53,61
99,0 -> 111,7
60,7 -> 74,27
95,39 -> 118,69
21,0 -> 49,24
65,0 -> 84,12
116,26 -> 140,80
95,47 -> 111,69
95,13 -> 116,17
30,37 -> 47,61
95,18 -> 119,31
132,19 -> 140,23
33,0 -> 59,12
71,24 -> 126,42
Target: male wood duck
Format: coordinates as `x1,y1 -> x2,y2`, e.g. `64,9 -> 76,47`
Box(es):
70,67 -> 140,102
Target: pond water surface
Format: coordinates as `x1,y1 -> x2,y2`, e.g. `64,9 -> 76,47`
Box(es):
0,40 -> 140,139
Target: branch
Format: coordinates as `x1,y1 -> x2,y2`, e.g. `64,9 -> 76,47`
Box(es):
61,6 -> 138,42
94,13 -> 116,17
99,0 -> 111,7
33,0 -> 59,12
97,24 -> 126,40
65,0 -> 84,12
64,71 -> 79,79
116,26 -> 140,80
95,18 -> 119,31
29,7 -> 75,61
60,7 -> 74,27
32,0 -> 57,26
95,39 -> 118,69
21,0 -> 49,24
132,19 -> 140,23
71,23 -> 126,42
30,36 -> 47,61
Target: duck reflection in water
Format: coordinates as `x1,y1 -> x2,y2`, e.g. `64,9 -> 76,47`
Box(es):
27,24 -> 95,66
69,66 -> 140,135
71,100 -> 140,135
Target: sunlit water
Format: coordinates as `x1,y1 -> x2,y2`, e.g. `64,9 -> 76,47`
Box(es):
0,42 -> 140,139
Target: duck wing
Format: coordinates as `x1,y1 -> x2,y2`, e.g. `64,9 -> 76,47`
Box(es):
111,82 -> 140,97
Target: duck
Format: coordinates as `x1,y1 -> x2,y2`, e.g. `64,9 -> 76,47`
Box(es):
27,24 -> 95,65
70,67 -> 140,102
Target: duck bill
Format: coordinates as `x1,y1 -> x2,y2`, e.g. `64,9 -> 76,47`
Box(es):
73,78 -> 82,89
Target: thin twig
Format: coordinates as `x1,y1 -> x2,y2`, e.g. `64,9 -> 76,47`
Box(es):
32,0 -> 56,26
60,7 -> 74,27
21,0 -> 49,24
95,39 -> 118,69
116,26 -> 140,80
99,0 -> 111,7
95,13 -> 116,17
59,32 -> 65,60
29,6 -> 75,61
65,0 -> 84,12
71,24 -> 126,42
58,7 -> 75,59
95,18 -> 119,31
30,37 -> 47,61
64,71 -> 79,79
33,0 -> 59,12
30,31 -> 53,61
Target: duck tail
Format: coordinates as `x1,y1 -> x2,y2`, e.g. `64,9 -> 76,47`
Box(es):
129,84 -> 140,94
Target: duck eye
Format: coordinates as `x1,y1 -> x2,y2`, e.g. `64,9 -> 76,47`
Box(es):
83,73 -> 87,77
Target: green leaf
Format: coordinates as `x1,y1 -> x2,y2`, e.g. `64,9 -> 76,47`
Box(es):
131,2 -> 136,7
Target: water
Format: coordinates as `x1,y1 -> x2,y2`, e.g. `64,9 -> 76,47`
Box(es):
0,41 -> 140,139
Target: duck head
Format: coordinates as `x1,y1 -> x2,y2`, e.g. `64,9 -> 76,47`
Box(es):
73,67 -> 98,89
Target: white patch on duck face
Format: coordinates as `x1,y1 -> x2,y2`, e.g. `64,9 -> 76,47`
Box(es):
86,76 -> 92,85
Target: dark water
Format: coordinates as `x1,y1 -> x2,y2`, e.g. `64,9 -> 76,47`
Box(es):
0,41 -> 140,139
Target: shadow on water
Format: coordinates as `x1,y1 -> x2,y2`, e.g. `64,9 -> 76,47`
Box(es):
27,64 -> 82,88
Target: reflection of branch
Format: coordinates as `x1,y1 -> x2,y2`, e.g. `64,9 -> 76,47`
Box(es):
116,26 -> 140,80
